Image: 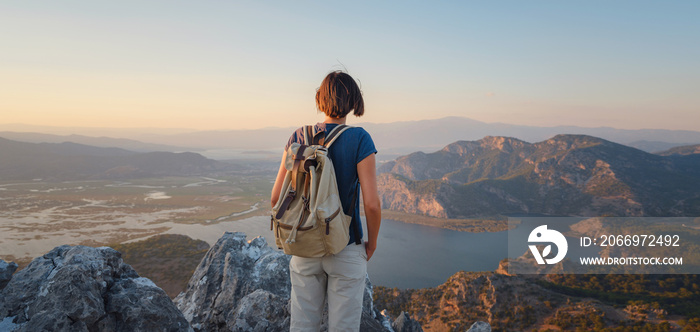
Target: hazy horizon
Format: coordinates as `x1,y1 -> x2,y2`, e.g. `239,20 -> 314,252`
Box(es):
3,115 -> 700,135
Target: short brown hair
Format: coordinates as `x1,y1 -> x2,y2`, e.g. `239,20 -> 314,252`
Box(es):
315,71 -> 364,118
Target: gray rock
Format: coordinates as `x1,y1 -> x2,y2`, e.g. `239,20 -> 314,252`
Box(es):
175,231 -> 401,331
467,320 -> 491,332
174,232 -> 292,331
0,259 -> 18,290
360,277 -> 394,332
0,245 -> 191,332
392,311 -> 423,332
226,289 -> 289,332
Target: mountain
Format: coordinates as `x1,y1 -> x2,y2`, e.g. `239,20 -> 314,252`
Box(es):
0,123 -> 195,136
655,144 -> 700,156
0,137 -> 233,181
115,117 -> 700,158
359,116 -> 700,151
378,135 -> 700,218
0,131 -> 196,153
7,117 -> 700,158
627,140 -> 696,154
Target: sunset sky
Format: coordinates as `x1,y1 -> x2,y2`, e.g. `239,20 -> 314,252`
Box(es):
1,1 -> 699,131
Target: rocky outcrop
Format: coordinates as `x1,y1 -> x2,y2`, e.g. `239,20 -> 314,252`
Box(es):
373,271 -> 568,331
377,174 -> 448,218
373,268 -> 675,331
174,232 -> 292,331
174,231 -> 413,331
0,259 -> 17,290
392,311 -> 424,332
0,245 -> 191,332
467,321 -> 491,332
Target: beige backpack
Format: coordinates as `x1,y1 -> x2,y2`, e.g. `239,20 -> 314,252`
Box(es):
271,124 -> 358,257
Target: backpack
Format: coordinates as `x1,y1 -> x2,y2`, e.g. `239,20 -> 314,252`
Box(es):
271,124 -> 361,257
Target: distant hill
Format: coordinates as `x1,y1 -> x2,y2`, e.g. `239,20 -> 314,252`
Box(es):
360,116 -> 700,152
378,135 -> 700,217
132,117 -> 700,155
626,140 -> 696,153
0,137 -> 234,181
655,144 -> 700,156
0,131 -> 197,153
6,117 -> 700,160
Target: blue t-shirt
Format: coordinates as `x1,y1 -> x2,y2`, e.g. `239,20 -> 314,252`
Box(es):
285,123 -> 377,245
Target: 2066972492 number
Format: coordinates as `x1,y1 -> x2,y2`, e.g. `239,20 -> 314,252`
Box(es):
599,234 -> 680,247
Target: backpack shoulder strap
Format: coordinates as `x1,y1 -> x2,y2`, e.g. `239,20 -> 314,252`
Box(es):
302,125 -> 312,145
324,125 -> 352,148
312,125 -> 324,145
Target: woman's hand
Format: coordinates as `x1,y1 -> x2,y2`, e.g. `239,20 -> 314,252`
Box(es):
364,241 -> 376,261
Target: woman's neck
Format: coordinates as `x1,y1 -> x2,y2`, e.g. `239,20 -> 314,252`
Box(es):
323,116 -> 347,125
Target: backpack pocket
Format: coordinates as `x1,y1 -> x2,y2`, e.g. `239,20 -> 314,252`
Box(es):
319,208 -> 352,256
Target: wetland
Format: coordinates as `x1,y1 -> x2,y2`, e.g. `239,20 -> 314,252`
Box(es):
0,175 -> 271,265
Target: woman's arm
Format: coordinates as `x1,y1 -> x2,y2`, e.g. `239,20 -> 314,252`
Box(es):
270,151 -> 288,208
357,153 -> 381,261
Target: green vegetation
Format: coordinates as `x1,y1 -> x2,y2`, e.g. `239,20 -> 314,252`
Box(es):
541,274 -> 700,317
679,318 -> 700,332
111,234 -> 209,298
380,209 -> 511,232
373,271 -> 696,331
401,176 -> 444,196
373,272 -> 562,331
0,175 -> 271,225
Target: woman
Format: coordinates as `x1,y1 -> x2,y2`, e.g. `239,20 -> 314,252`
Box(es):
270,70 -> 381,331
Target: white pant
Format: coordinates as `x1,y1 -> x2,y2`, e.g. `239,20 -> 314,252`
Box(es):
289,243 -> 367,332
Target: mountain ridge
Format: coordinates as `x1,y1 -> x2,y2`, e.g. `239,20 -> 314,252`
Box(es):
4,117 -> 700,155
0,131 -> 196,153
378,134 -> 700,218
656,144 -> 700,156
0,137 -> 233,181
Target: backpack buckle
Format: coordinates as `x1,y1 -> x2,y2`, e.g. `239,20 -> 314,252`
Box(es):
302,196 -> 310,211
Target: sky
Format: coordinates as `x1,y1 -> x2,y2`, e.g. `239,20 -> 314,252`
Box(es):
1,1 -> 699,131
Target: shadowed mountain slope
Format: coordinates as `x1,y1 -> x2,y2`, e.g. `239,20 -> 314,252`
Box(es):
0,137 -> 233,180
655,143 -> 700,156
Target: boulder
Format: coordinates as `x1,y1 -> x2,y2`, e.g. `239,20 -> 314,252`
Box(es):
467,321 -> 492,332
392,311 -> 424,332
0,245 -> 191,332
0,259 -> 18,290
174,232 -> 292,331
